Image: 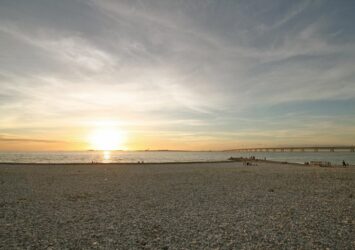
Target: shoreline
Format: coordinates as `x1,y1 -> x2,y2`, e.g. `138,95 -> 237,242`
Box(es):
0,159 -> 305,166
0,159 -> 352,167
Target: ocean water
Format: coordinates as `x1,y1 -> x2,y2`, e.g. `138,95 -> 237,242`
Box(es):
0,151 -> 354,165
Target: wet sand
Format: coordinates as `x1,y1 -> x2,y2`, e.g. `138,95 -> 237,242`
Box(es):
0,162 -> 354,249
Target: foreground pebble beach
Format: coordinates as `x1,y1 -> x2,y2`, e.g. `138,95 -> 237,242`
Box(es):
0,162 -> 354,249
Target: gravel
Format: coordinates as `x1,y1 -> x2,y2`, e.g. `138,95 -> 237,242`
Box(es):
0,162 -> 354,249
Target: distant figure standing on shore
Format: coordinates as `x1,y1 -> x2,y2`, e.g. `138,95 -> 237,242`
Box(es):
342,160 -> 347,167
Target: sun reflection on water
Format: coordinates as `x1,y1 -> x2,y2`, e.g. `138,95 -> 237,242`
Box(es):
103,151 -> 111,162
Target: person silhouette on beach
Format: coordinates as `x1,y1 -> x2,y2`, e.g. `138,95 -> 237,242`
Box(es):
342,160 -> 346,167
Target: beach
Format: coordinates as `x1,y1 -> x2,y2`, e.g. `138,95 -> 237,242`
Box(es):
0,162 -> 354,249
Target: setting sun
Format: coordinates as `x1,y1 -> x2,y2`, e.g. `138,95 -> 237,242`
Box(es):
89,128 -> 126,151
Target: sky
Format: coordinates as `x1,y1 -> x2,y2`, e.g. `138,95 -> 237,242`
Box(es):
0,0 -> 354,151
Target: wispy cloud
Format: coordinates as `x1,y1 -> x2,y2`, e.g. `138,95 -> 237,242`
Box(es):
0,24 -> 116,73
0,0 -> 354,149
0,135 -> 64,144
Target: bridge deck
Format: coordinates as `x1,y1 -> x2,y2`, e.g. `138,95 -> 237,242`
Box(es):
228,146 -> 354,152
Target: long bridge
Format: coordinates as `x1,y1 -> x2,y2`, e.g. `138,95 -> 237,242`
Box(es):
227,146 -> 355,152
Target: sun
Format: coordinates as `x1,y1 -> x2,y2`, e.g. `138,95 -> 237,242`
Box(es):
89,127 -> 125,151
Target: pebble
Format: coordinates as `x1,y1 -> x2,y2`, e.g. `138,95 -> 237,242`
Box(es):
0,162 -> 353,249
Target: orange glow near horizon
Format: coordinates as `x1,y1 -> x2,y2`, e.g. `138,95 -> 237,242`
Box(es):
88,127 -> 126,151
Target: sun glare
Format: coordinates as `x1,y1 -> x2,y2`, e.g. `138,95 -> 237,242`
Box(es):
89,127 -> 125,151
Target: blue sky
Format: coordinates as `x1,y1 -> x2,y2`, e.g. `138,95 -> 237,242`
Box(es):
0,0 -> 354,150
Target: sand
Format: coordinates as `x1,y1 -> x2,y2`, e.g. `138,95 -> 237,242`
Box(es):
0,162 -> 354,249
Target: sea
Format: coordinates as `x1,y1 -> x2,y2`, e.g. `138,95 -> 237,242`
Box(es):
0,151 -> 354,165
